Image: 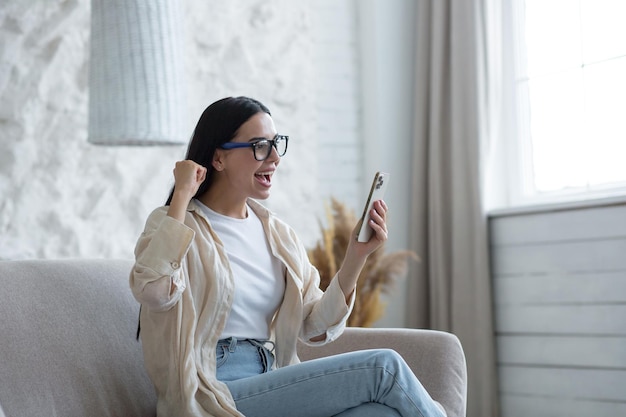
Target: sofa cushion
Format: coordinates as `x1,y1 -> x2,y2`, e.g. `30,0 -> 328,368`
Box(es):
0,259 -> 156,417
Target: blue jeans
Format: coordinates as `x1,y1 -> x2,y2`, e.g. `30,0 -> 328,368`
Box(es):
216,338 -> 445,417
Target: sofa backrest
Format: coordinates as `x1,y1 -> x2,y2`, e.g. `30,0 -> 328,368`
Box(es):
0,259 -> 156,417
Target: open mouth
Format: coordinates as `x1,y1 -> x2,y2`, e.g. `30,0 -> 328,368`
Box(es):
255,171 -> 273,186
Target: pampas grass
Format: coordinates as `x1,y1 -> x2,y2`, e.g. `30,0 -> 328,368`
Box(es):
308,198 -> 419,327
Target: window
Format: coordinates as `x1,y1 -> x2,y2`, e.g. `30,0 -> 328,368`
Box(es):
509,0 -> 626,205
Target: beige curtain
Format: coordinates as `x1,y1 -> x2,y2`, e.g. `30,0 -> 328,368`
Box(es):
408,1 -> 501,417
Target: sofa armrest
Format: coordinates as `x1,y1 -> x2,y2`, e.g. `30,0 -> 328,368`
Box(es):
297,327 -> 467,417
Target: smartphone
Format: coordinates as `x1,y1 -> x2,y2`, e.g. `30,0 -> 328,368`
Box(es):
356,172 -> 390,242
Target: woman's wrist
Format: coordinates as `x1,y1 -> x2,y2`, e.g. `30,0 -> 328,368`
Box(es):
167,190 -> 193,223
336,254 -> 366,299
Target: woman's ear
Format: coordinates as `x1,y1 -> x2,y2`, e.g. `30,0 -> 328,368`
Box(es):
212,150 -> 225,171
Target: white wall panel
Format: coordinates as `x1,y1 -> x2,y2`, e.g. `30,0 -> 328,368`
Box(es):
497,335 -> 626,368
500,394 -> 626,417
490,200 -> 626,417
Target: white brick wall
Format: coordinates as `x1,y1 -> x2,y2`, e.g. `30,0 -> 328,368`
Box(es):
312,0 -> 363,215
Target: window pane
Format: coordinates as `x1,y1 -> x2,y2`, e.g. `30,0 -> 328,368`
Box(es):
524,0 -> 582,77
527,71 -> 586,192
584,57 -> 626,186
580,0 -> 626,63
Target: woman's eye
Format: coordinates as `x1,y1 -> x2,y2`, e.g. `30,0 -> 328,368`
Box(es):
254,141 -> 269,151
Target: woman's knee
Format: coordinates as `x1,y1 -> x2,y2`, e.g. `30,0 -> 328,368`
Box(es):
370,348 -> 407,369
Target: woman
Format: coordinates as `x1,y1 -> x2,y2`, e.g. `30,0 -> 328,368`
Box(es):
130,96 -> 445,417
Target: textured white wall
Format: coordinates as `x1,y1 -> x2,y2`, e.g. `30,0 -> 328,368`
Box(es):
0,0 -> 362,260
313,0 -> 363,211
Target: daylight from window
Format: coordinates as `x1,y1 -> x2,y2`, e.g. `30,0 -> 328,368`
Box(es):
519,0 -> 626,194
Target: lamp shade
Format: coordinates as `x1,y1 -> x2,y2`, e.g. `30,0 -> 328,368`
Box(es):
88,0 -> 186,145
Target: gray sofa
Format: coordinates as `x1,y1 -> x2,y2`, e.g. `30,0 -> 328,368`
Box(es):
0,259 -> 467,417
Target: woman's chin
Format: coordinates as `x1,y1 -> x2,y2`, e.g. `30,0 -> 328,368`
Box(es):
252,190 -> 271,201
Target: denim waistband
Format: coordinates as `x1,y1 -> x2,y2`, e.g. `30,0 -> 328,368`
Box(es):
218,337 -> 275,352
217,337 -> 275,374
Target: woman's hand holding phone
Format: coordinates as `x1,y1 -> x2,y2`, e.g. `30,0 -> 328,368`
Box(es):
356,172 -> 390,242
337,175 -> 389,300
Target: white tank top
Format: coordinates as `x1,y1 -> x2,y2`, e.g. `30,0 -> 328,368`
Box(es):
196,200 -> 285,340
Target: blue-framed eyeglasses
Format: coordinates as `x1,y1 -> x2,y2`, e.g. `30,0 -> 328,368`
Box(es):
220,135 -> 289,161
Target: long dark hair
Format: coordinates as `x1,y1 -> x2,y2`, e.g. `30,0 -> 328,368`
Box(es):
165,96 -> 271,205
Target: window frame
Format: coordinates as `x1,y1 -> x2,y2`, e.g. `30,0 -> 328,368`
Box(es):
502,0 -> 626,209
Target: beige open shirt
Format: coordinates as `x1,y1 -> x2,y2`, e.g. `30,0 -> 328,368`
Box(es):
130,199 -> 355,417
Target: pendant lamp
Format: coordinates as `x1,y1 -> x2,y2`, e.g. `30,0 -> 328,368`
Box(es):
88,0 -> 186,145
